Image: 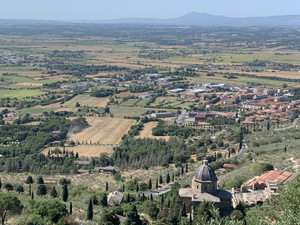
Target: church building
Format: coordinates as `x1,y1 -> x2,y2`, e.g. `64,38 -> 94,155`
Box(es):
179,160 -> 232,216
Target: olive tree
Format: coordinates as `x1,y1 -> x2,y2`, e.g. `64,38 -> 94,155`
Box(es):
0,193 -> 23,225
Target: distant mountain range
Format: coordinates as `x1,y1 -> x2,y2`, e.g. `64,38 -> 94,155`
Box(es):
1,12 -> 300,28
76,12 -> 300,28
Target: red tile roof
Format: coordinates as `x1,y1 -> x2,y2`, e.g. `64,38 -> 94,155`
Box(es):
223,163 -> 238,169
247,170 -> 293,187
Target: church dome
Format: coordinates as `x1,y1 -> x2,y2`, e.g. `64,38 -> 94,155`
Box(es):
194,160 -> 218,181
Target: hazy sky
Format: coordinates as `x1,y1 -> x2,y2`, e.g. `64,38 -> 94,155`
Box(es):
1,0 -> 300,20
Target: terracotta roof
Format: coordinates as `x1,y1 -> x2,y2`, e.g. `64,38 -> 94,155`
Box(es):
247,170 -> 293,187
223,163 -> 238,169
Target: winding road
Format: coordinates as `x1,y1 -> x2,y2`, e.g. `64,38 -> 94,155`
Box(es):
275,118 -> 298,131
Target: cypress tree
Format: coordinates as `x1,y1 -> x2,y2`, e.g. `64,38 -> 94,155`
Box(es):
105,182 -> 108,192
31,192 -> 34,200
136,183 -> 139,193
87,198 -> 93,220
62,185 -> 68,202
126,193 -> 130,203
159,175 -> 163,184
166,173 -> 170,183
100,193 -> 108,207
0,178 -> 2,190
148,179 -> 152,190
172,174 -> 175,182
150,194 -> 153,202
122,184 -> 125,192
156,179 -> 159,189
141,193 -> 146,201
185,163 -> 188,173
70,202 -> 73,214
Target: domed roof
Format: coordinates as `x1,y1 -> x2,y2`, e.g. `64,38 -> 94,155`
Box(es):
194,160 -> 218,181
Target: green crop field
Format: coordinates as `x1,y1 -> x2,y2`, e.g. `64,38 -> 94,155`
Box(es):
20,107 -> 54,115
0,89 -> 46,99
61,94 -> 108,108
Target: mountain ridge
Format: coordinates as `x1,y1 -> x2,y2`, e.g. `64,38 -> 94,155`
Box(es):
1,12 -> 300,27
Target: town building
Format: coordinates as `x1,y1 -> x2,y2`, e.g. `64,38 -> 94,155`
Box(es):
107,191 -> 124,206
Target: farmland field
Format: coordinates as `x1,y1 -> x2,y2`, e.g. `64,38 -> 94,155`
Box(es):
68,117 -> 136,144
136,122 -> 170,141
61,94 -> 109,108
0,88 -> 46,99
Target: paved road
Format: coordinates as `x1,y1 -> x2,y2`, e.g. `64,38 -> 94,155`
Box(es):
177,110 -> 187,124
275,118 -> 298,131
139,178 -> 182,196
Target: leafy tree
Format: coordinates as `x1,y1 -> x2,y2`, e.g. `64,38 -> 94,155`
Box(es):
25,176 -> 34,184
30,199 -> 67,223
168,196 -> 185,225
231,210 -> 244,220
146,202 -> 159,219
124,204 -> 142,225
16,186 -> 24,194
193,201 -> 215,223
62,185 -> 68,202
139,183 -> 148,191
87,198 -> 93,220
250,163 -> 273,175
36,185 -> 47,197
50,186 -> 58,198
0,193 -> 23,225
4,184 -> 13,192
99,209 -> 120,225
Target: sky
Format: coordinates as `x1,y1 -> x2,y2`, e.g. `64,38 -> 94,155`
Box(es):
1,0 -> 300,21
